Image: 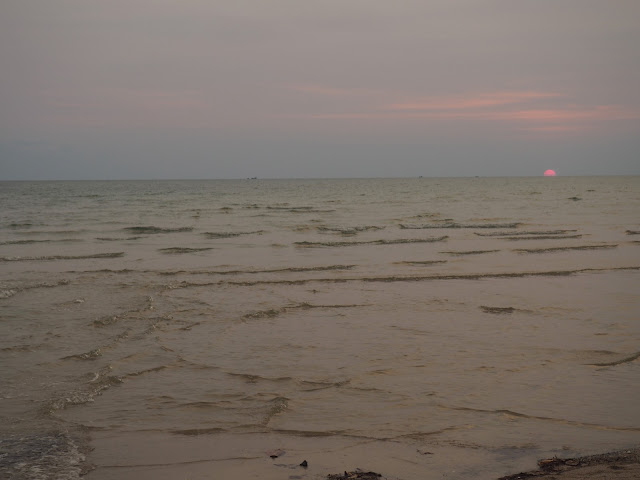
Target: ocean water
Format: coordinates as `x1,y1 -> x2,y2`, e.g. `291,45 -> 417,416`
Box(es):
0,177 -> 639,480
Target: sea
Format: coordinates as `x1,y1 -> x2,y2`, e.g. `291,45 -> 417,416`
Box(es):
1,176 -> 639,480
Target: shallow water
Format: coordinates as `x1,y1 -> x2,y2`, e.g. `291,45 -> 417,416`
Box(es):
1,177 -> 639,479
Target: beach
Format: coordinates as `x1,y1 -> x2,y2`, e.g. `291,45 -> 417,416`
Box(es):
327,448 -> 640,479
499,448 -> 640,480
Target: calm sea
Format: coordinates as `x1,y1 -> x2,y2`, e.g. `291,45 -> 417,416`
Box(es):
1,177 -> 639,480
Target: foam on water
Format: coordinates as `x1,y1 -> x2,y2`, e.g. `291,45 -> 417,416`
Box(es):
0,432 -> 89,480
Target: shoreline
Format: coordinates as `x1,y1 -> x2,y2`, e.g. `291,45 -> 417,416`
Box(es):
497,447 -> 640,479
324,448 -> 640,480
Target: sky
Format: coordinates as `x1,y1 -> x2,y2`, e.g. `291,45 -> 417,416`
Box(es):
1,0 -> 639,180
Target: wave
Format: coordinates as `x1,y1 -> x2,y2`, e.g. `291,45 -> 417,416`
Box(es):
16,229 -> 88,235
227,372 -> 293,383
262,396 -> 289,426
125,365 -> 170,377
0,253 -> 124,262
63,348 -> 103,361
0,289 -> 17,299
242,302 -> 366,320
243,308 -> 282,319
158,265 -> 356,276
203,230 -> 265,239
220,266 -> 640,287
96,236 -> 142,241
171,427 -> 227,436
442,405 -> 640,431
317,225 -> 385,236
400,222 -> 521,229
267,205 -> 312,210
1,343 -> 41,352
394,260 -> 447,266
440,249 -> 500,256
0,239 -> 53,245
588,350 -> 640,367
158,247 -> 214,254
398,426 -> 466,440
406,212 -> 441,219
515,244 -> 618,254
123,226 -> 193,234
268,428 -> 346,437
43,370 -> 123,413
1,279 -> 71,300
0,238 -> 83,245
298,379 -> 351,391
474,229 -> 577,237
500,235 -> 583,240
294,236 -> 448,248
296,303 -> 368,309
6,222 -> 35,228
267,206 -> 336,213
480,306 -> 518,314
92,315 -> 123,327
179,322 -> 201,331
91,296 -> 154,328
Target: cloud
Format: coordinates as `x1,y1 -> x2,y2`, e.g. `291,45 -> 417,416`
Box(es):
387,91 -> 562,111
287,86 -> 640,135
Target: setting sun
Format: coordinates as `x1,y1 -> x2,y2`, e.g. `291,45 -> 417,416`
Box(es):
544,169 -> 557,176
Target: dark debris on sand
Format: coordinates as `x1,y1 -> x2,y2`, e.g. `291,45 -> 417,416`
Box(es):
328,470 -> 383,479
498,448 -> 640,479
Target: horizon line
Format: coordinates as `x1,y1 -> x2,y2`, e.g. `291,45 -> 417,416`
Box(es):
2,173 -> 639,182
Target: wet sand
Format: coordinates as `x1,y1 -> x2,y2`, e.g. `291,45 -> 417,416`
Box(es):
84,429 -> 640,480
327,448 -> 640,480
498,448 -> 640,479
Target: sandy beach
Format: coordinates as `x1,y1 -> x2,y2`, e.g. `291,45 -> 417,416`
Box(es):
323,448 -> 640,480
498,448 -> 640,480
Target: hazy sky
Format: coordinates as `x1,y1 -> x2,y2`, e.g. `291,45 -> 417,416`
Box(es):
1,0 -> 639,180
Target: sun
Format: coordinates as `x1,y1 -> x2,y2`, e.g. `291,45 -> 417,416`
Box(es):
544,169 -> 557,177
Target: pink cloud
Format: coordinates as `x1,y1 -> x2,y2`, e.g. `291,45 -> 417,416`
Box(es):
288,86 -> 640,135
387,91 -> 562,111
